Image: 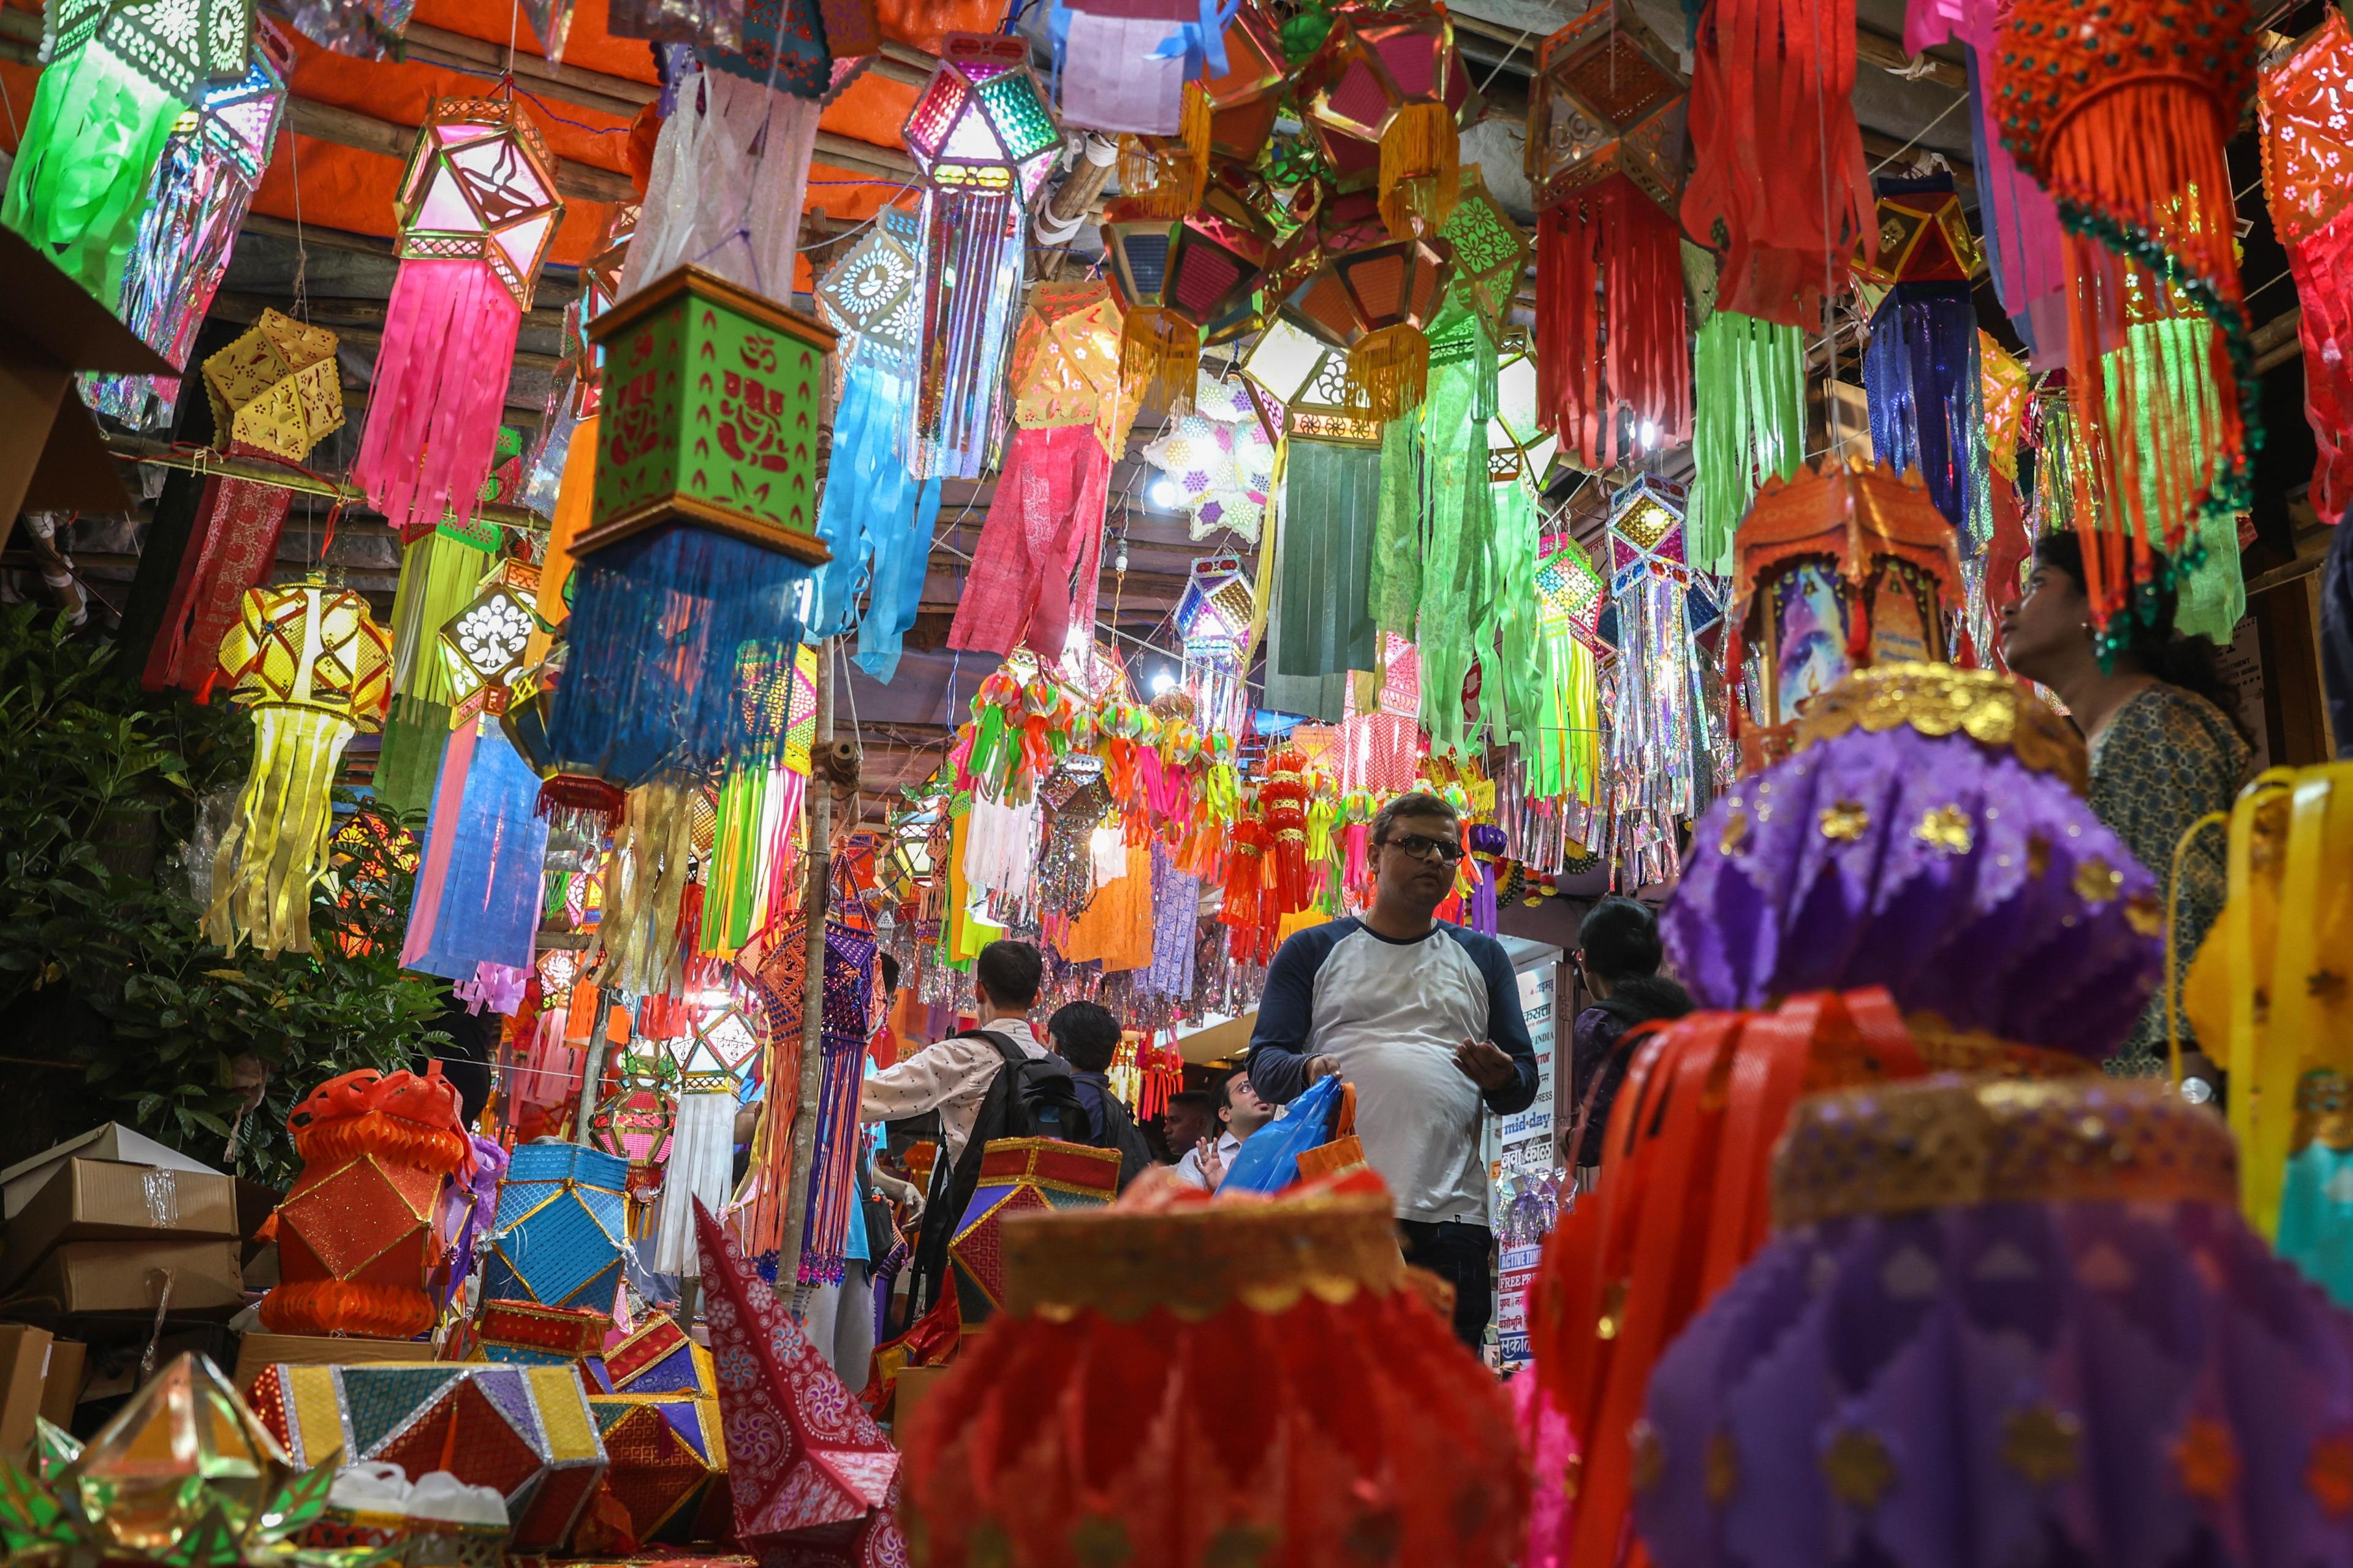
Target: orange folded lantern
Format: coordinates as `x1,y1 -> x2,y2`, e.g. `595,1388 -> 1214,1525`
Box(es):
901,1170 -> 1527,1568
258,1065 -> 471,1340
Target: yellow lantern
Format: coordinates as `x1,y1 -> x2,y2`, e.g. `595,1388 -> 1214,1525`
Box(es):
207,581 -> 394,958
202,308 -> 344,463
1009,279 -> 1134,456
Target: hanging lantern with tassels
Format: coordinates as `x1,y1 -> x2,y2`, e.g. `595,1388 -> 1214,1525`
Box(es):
2260,10 -> 2353,526
1528,0 -> 1690,472
1527,537 -> 1607,806
1725,458 -> 1961,767
1303,0 -> 1480,241
809,205 -> 940,683
1689,305 -> 1806,575
207,581 -> 394,958
1991,0 -> 2257,652
1099,199 -> 1273,409
354,96 -> 563,537
1858,173 -> 1989,544
904,33 -> 1064,479
1051,0 -> 1201,138
402,560 -> 551,982
83,21 -> 289,433
1678,0 -> 1873,326
707,644 -> 816,955
1601,475 -> 1716,888
546,265 -> 833,801
946,279 -> 1136,662
1279,187 -> 1454,421
1,0 -> 255,301
142,308 -> 343,698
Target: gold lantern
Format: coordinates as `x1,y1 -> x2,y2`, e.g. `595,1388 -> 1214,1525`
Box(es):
1524,0 -> 1688,214
1303,0 -> 1482,240
1278,187 -> 1454,419
1009,279 -> 1134,454
207,580 -> 394,957
202,308 -> 344,463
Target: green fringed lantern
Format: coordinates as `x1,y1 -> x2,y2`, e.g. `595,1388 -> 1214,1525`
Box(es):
2,0 -> 256,300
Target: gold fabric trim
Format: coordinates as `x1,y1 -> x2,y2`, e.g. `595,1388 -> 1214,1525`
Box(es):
999,1189 -> 1405,1322
1771,1077 -> 2237,1229
1903,1015 -> 2101,1080
1792,662 -> 2088,796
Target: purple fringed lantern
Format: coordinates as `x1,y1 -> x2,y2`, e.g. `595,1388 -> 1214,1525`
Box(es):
1635,1075 -> 2353,1568
1662,662 -> 2163,1058
1859,175 -> 1987,541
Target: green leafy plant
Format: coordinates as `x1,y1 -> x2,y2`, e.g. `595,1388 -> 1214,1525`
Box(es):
0,606 -> 447,1185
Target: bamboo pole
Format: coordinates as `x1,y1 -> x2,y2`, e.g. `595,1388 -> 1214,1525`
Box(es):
776,639 -> 836,1305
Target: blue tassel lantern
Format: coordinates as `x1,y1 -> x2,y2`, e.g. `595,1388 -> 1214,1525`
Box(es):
550,264 -> 834,787
1858,175 -> 1988,547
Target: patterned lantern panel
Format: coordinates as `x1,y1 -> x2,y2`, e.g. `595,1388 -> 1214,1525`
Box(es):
815,202 -> 922,373
1525,0 -> 1688,214
1143,373 -> 1277,542
583,267 -> 836,562
948,1138 -> 1121,1328
218,581 -> 395,722
901,32 -> 1063,200
1441,165 -> 1529,336
471,1299 -> 613,1368
1009,278 -> 1129,453
436,572 -> 537,719
585,1393 -> 731,1545
597,1314 -> 718,1396
480,1143 -> 631,1316
48,0 -> 256,96
1732,458 -> 1963,746
251,1362 -> 607,1553
1280,189 -> 1454,351
1303,0 -> 1480,210
203,308 -> 343,462
395,97 -> 565,308
1853,178 -> 1981,291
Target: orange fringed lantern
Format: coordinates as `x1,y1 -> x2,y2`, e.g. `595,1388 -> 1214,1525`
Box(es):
1991,0 -> 2259,646
1260,744 -> 1312,916
1303,0 -> 1481,241
901,1171 -> 1527,1568
259,1066 -> 471,1339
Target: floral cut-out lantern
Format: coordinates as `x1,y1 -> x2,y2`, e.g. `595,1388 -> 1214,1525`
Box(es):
352,97 -> 563,539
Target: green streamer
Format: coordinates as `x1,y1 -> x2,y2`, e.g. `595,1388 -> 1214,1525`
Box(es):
1414,306 -> 1495,756
1691,309 -> 1805,577
2102,313 -> 2244,644
1368,415 -> 1422,639
374,526 -> 496,817
1484,477 -> 1544,751
2,48 -> 179,301
1273,438 -> 1381,680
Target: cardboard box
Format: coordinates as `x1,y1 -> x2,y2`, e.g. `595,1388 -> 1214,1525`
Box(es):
38,1339 -> 82,1430
10,1238 -> 244,1318
1,1123 -> 221,1221
230,1331 -> 428,1390
4,1157 -> 241,1286
0,1324 -> 52,1460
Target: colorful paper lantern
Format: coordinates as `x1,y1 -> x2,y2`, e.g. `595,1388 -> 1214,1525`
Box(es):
692,1201 -> 904,1559
140,306 -> 343,697
2183,760 -> 2353,1301
581,1393 -> 731,1549
83,21 -> 290,433
902,1172 -> 1529,1568
1859,173 -> 1988,543
1438,165 -> 1528,339
1279,187 -> 1455,420
1302,0 -> 1480,240
0,0 -> 256,300
548,266 -> 832,792
2260,10 -> 2353,524
1636,1078 -> 2353,1568
480,1143 -> 631,1315
1099,199 -> 1273,404
251,1362 -> 607,1553
1991,0 -> 2257,650
205,581 -> 392,958
1199,1 -> 1287,163
599,1314 -> 716,1396
947,1138 -> 1121,1328
623,58 -> 820,305
904,32 -> 1064,479
1728,458 -> 1964,753
471,1299 -> 613,1366
1599,476 -> 1716,886
1662,662 -> 2169,1054
259,1067 -> 470,1340
1528,0 -> 1689,471
354,96 -> 563,538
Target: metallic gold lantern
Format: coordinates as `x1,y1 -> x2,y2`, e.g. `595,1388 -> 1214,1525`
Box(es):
203,307 -> 344,462
207,581 -> 393,957
1302,0 -> 1482,239
1278,187 -> 1454,419
1099,200 -> 1273,404
1201,1 -> 1288,162
1524,0 -> 1687,214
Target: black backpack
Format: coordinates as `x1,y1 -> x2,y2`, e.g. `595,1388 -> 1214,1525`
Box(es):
1070,1071 -> 1157,1192
901,1032 -> 1093,1320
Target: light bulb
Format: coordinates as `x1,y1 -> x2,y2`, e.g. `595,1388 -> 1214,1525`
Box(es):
1149,475 -> 1180,509
1151,669 -> 1175,695
1640,419 -> 1659,447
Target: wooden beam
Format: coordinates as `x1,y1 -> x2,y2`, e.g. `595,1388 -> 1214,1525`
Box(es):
207,290 -> 568,373
282,96 -> 638,204
400,22 -> 657,116
214,289 -> 567,336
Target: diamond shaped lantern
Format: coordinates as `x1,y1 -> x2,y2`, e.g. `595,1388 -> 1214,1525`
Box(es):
901,32 -> 1063,202
1852,177 -> 1982,290
1278,188 -> 1453,418
1525,0 -> 1688,214
201,308 -> 343,463
1441,164 -> 1529,335
1009,279 -> 1127,443
54,1353 -> 294,1563
949,1139 -> 1122,1328
436,568 -> 539,719
814,203 -> 923,371
1200,1 -> 1289,163
395,97 -> 566,308
1303,0 -> 1482,236
479,1143 -> 632,1314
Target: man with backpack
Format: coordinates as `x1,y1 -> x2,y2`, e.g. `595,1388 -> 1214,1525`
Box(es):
1045,1000 -> 1156,1190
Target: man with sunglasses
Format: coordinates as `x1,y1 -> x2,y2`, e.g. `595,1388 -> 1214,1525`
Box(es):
1246,790 -> 1538,1350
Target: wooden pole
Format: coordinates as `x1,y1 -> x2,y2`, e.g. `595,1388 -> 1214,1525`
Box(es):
776,639 -> 836,1305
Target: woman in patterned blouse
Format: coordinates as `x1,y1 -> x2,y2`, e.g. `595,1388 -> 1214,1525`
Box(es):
2002,532 -> 2253,1076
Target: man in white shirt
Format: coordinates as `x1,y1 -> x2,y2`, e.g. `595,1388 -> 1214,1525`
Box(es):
1176,1072 -> 1272,1191
858,940 -> 1048,1165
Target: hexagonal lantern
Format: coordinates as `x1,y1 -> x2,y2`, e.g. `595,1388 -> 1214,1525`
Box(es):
202,308 -> 344,463
1302,0 -> 1482,236
1099,200 -> 1274,401
1277,188 -> 1454,417
436,567 -> 538,720
1200,0 -> 1289,163
1525,0 -> 1688,215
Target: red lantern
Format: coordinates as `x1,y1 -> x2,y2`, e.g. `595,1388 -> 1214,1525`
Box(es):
1099,199 -> 1273,405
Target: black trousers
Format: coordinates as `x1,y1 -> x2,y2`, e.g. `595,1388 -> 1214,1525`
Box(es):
1399,1218 -> 1495,1350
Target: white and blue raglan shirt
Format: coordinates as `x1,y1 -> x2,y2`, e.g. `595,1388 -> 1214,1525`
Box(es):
1246,918 -> 1539,1225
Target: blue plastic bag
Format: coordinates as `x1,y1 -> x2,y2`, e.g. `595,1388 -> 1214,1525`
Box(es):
1220,1073 -> 1346,1195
